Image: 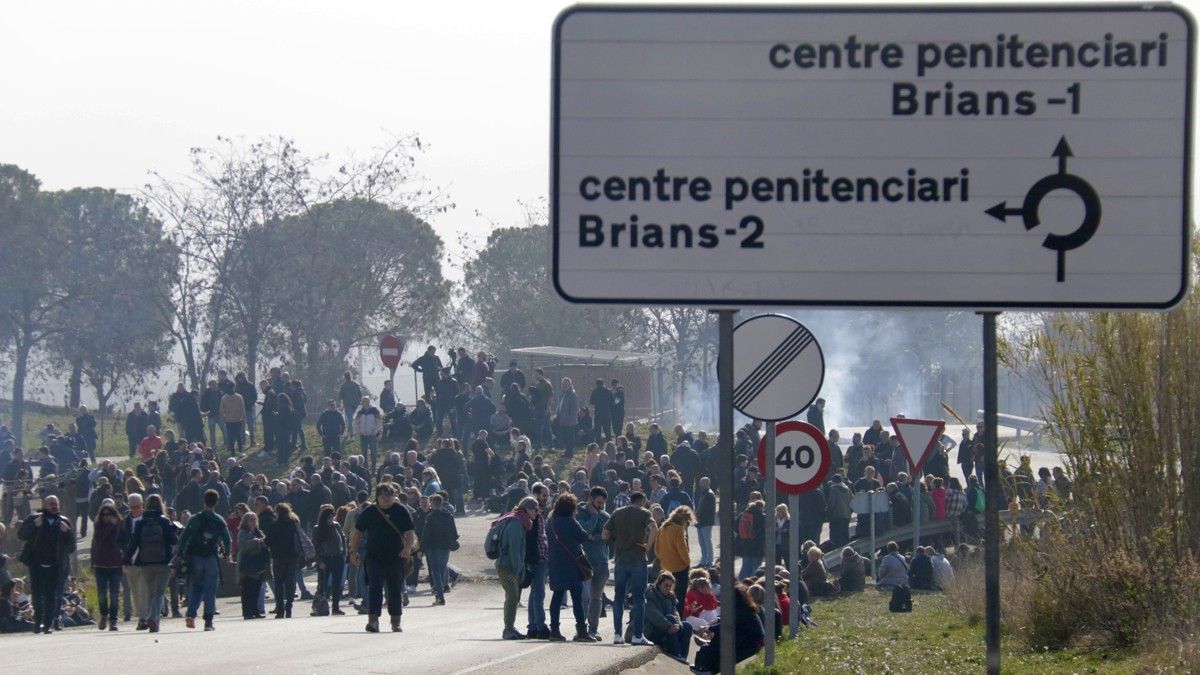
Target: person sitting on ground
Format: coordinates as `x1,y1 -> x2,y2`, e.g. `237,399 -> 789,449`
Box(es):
691,582 -> 765,675
746,583 -> 782,641
908,546 -> 935,590
0,580 -> 34,633
875,541 -> 909,590
930,546 -> 955,590
800,546 -> 830,597
643,571 -> 693,663
837,547 -> 867,593
683,573 -> 720,632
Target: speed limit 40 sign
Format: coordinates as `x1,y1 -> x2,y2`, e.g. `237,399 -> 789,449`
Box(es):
756,420 -> 831,495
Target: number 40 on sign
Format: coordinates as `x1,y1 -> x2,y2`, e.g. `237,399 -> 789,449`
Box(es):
756,420 -> 832,495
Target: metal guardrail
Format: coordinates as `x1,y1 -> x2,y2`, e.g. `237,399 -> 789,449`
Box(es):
821,509 -> 1054,572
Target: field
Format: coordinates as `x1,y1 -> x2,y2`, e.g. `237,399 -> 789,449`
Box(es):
744,588 -> 1196,674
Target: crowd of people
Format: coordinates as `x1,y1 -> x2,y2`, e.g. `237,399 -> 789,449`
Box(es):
0,351 -> 1071,673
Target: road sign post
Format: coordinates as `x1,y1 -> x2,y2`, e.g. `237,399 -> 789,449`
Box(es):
788,491 -> 800,638
715,310 -> 736,675
763,420 -> 776,665
892,416 -> 947,552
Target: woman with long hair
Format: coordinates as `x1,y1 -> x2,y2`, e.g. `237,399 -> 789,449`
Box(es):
655,505 -> 695,615
421,468 -> 442,496
264,502 -> 301,618
691,581 -> 766,673
90,501 -> 126,631
236,511 -> 269,619
313,504 -> 347,615
643,571 -> 692,662
545,493 -> 597,642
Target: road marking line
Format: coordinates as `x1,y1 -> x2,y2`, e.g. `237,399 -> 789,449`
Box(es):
450,644 -> 551,674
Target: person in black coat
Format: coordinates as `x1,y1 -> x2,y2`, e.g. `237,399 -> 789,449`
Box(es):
420,494 -> 459,605
316,401 -> 345,455
909,546 -> 935,590
588,380 -> 614,442
264,503 -> 302,618
125,403 -> 150,459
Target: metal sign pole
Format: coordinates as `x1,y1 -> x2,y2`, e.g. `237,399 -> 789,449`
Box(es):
870,491 -> 877,579
763,420 -> 777,664
982,311 -> 1002,674
715,310 -> 736,675
788,492 -> 800,638
913,474 -> 921,553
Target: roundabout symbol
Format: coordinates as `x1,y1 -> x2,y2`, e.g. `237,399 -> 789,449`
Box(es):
985,136 -> 1101,283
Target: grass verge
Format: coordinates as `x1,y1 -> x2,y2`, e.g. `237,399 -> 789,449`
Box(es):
742,589 -> 1193,674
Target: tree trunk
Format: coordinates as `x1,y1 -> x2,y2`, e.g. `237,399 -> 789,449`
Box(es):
69,358 -> 83,408
11,336 -> 31,443
247,338 -> 259,388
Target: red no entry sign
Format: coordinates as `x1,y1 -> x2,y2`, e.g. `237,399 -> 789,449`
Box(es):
379,334 -> 405,371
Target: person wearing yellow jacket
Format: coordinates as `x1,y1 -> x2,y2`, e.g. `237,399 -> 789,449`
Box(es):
654,505 -> 694,616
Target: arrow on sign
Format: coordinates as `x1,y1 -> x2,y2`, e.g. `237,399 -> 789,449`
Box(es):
984,202 -> 1026,225
1052,135 -> 1073,175
890,417 -> 946,475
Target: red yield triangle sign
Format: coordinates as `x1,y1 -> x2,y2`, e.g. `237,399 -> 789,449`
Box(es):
890,417 -> 946,475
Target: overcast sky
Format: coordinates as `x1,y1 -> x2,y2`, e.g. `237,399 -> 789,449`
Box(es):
1,0 -> 1196,272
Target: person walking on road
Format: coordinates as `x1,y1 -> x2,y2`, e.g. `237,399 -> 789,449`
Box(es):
17,495 -> 76,634
90,502 -> 127,631
546,493 -> 599,642
493,496 -> 539,640
604,491 -> 658,646
124,493 -> 177,632
176,489 -> 232,631
421,493 -> 458,606
525,483 -> 551,640
351,483 -> 416,633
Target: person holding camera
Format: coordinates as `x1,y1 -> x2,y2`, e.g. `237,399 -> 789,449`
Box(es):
17,495 -> 76,634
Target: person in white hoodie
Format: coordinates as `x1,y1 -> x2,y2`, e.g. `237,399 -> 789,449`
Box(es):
352,396 -> 383,471
930,546 -> 955,590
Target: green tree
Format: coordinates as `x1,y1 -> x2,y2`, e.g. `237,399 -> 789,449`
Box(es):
50,188 -> 177,414
0,165 -> 68,440
271,199 -> 447,388
461,224 -> 628,354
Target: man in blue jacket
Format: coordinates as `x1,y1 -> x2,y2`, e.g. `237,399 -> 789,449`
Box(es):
576,486 -> 610,640
176,489 -> 232,631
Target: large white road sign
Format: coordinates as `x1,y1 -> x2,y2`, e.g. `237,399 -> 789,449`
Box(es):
552,5 -> 1193,309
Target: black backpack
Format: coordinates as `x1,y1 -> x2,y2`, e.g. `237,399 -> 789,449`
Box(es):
139,517 -> 169,565
889,585 -> 913,613
484,519 -> 505,560
189,517 -> 221,557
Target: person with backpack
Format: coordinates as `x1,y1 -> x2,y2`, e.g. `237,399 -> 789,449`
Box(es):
313,504 -> 347,615
350,482 -> 416,633
265,502 -> 303,619
90,501 -> 128,631
735,499 -> 766,579
489,496 -> 539,640
176,489 -> 232,631
124,493 -> 178,633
